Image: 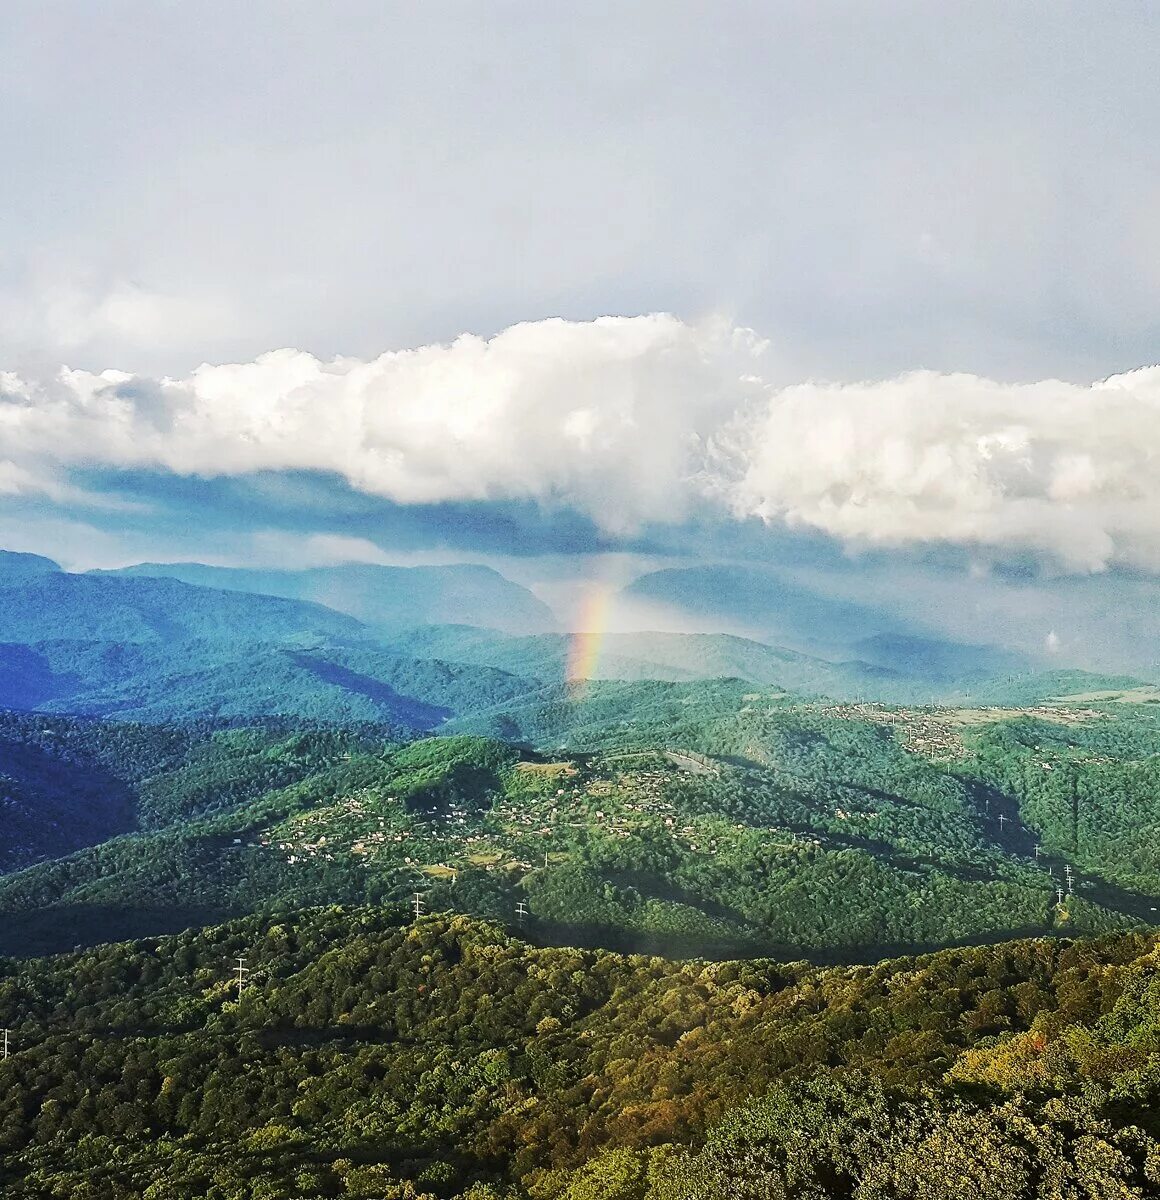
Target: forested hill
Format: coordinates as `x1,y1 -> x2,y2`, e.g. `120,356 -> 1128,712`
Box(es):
2,906 -> 1160,1198
4,640 -> 536,726
0,552 -> 545,726
7,694 -> 1160,961
0,716 -> 402,880
389,625 -> 915,698
0,560 -> 365,645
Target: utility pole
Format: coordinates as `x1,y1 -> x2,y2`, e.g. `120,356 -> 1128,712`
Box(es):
234,956 -> 249,996
997,814 -> 1007,832
1056,887 -> 1065,906
412,892 -> 425,919
2,1028 -> 8,1060
515,900 -> 529,926
1064,864 -> 1074,895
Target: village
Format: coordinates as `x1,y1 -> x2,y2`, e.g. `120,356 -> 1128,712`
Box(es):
806,700 -> 1107,761
256,747 -> 777,885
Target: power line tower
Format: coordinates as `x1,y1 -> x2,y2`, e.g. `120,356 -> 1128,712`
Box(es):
1064,864 -> 1074,895
1,1028 -> 9,1060
1056,886 -> 1065,906
412,892 -> 425,920
515,900 -> 529,926
997,814 -> 1008,832
233,956 -> 250,997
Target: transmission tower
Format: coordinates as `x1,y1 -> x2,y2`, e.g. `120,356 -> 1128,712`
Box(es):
1,1028 -> 8,1060
1056,886 -> 1065,906
234,956 -> 250,996
515,900 -> 529,925
412,892 -> 426,919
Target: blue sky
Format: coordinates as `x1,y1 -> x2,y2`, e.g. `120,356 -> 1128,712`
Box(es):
2,2 -> 1160,662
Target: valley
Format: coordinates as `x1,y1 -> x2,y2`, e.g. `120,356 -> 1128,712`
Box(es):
5,549 -> 1160,1197
8,12 -> 1159,1195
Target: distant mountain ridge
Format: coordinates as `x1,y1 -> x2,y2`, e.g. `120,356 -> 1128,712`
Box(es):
0,550 -> 61,578
0,556 -> 364,646
2,549 -> 1150,724
391,624 -> 911,697
100,561 -> 557,635
0,551 -> 540,726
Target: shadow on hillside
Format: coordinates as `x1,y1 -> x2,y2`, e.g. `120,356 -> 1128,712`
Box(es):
286,652 -> 452,728
0,903 -> 237,958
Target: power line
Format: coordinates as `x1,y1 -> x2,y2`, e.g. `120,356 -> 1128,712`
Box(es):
234,956 -> 250,996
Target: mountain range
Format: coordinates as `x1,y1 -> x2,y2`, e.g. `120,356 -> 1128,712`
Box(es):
0,550 -> 1142,729
100,560 -> 557,635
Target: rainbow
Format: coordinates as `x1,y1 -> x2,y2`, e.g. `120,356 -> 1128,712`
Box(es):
565,582 -> 615,694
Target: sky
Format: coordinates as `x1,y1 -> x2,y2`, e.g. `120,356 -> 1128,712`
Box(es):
2,2 -> 1160,657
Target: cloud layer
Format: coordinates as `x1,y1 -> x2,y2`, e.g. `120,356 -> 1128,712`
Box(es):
3,315 -> 1160,572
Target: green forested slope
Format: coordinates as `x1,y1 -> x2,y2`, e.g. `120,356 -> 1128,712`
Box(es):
0,569 -> 365,646
3,908 -> 1160,1198
0,711 -> 194,871
0,718 -> 402,887
4,674 -> 1160,1196
0,705 -> 1150,960
389,626 -> 914,698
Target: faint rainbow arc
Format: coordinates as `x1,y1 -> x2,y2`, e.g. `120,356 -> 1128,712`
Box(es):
565,583 -> 615,692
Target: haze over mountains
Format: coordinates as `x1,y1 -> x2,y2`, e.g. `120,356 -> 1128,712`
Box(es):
0,547 -> 1144,734
102,560 -> 557,635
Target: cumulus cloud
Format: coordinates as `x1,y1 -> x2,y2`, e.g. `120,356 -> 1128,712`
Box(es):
727,367 -> 1160,571
3,315 -> 1160,572
0,315 -> 768,534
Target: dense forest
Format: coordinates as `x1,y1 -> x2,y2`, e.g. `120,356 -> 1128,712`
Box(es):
4,688 -> 1160,961
3,907 -> 1160,1197
6,554 -> 1160,1195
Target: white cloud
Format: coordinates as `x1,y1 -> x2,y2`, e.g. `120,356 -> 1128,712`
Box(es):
727,367 -> 1160,571
0,315 -> 768,533
0,456 -> 128,508
4,315 -> 1160,572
